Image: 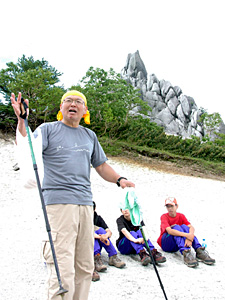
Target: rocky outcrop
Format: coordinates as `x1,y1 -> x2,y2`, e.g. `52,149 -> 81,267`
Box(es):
121,50 -> 225,139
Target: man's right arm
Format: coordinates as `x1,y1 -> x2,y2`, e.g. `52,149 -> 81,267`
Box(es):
17,119 -> 27,137
121,228 -> 143,244
166,226 -> 194,241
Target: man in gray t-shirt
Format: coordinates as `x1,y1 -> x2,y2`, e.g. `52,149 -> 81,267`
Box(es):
11,90 -> 135,300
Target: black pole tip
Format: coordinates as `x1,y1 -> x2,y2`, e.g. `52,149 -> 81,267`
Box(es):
56,288 -> 68,295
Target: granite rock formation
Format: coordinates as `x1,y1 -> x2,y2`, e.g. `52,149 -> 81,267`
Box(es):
121,50 -> 225,139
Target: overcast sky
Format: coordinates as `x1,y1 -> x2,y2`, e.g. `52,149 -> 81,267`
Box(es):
1,0 -> 225,121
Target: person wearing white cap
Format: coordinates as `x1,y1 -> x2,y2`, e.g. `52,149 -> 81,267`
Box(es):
157,197 -> 215,268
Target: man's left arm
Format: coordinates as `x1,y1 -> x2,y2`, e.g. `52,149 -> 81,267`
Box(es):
95,162 -> 135,189
97,215 -> 112,239
187,224 -> 195,240
100,228 -> 112,241
184,224 -> 195,247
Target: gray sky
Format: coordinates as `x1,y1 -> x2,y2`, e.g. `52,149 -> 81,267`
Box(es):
1,0 -> 225,121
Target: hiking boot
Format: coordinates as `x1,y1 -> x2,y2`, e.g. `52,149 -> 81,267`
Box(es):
151,249 -> 166,264
92,270 -> 100,282
183,249 -> 198,268
94,254 -> 107,272
139,249 -> 151,266
196,247 -> 215,265
108,255 -> 126,268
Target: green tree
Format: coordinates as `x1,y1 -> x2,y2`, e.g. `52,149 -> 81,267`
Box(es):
0,102 -> 17,132
199,110 -> 222,139
0,55 -> 65,130
71,67 -> 150,136
213,133 -> 225,147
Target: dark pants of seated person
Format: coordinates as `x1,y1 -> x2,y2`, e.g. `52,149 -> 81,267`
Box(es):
161,224 -> 202,255
94,227 -> 117,257
118,229 -> 154,254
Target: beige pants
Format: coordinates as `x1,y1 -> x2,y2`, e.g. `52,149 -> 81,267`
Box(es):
43,204 -> 94,300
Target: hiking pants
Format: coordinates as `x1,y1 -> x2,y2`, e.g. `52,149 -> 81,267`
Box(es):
117,229 -> 154,254
43,204 -> 94,300
94,227 -> 117,257
161,224 -> 202,254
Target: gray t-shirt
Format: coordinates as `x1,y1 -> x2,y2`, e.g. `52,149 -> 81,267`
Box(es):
33,121 -> 107,206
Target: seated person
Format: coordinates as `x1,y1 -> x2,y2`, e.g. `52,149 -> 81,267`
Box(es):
116,206 -> 166,266
93,201 -> 125,281
157,197 -> 215,268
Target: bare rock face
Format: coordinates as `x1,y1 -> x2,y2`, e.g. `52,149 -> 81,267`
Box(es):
121,51 -> 225,139
122,50 -> 148,80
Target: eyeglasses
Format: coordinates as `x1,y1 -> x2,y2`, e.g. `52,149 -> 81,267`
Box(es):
63,99 -> 85,105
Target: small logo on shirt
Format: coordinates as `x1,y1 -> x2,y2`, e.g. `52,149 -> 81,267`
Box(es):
56,143 -> 90,153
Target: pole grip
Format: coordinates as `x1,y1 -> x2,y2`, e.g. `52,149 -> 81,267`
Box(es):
20,98 -> 28,119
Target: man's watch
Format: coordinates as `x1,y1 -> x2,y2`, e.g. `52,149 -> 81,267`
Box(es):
116,177 -> 127,187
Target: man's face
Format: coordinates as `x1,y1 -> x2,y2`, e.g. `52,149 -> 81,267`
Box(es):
60,95 -> 87,125
166,204 -> 178,217
121,208 -> 131,220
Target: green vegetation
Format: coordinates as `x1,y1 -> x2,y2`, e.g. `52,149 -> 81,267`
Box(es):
1,55 -> 225,177
199,109 -> 222,139
99,137 -> 225,178
0,55 -> 65,130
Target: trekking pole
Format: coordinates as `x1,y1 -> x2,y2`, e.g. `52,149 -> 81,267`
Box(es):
140,226 -> 168,300
124,189 -> 168,300
20,99 -> 68,296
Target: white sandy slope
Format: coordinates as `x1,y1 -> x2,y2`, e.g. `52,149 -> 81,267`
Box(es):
0,137 -> 225,300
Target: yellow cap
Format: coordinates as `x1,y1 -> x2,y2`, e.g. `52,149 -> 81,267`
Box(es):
57,90 -> 90,124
